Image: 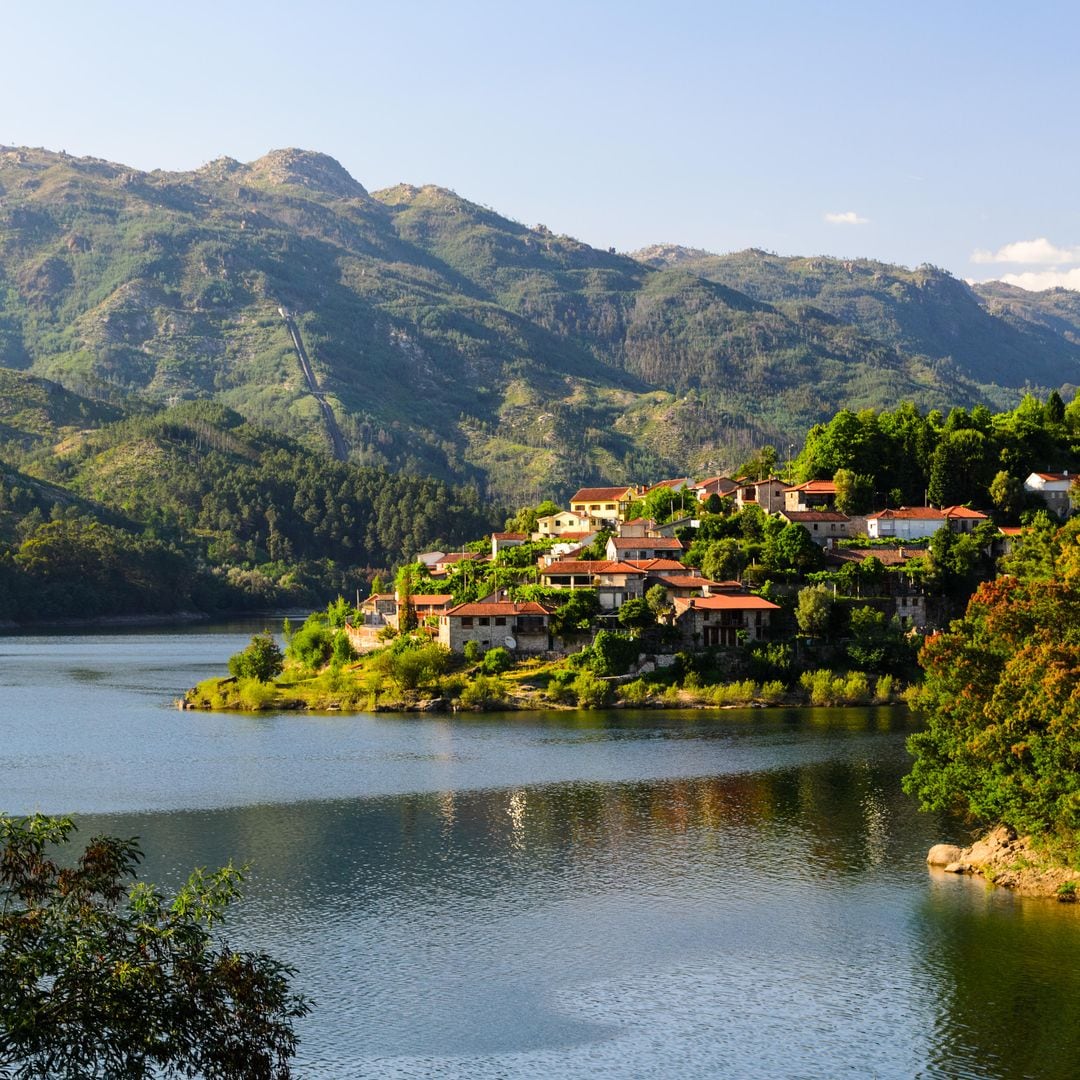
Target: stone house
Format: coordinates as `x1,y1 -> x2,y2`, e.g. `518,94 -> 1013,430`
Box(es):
777,509 -> 852,545
783,480 -> 838,512
734,477 -> 787,514
438,601 -> 553,654
673,594 -> 781,647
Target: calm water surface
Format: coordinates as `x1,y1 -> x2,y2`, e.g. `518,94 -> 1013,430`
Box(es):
3,624 -> 1080,1078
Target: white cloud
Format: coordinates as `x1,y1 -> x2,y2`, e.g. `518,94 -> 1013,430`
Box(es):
823,211 -> 868,225
970,237 -> 1078,265
994,268 -> 1080,292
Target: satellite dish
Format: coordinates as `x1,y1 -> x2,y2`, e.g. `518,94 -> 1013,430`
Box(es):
504,636 -> 517,650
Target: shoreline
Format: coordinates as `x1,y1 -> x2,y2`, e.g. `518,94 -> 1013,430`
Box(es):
928,826 -> 1080,901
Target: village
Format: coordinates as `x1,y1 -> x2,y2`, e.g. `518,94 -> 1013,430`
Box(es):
343,469 -> 1068,664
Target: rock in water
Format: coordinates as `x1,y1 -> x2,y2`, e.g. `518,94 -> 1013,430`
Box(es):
927,843 -> 963,866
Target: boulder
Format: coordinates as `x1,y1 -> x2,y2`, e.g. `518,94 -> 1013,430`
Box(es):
927,843 -> 964,866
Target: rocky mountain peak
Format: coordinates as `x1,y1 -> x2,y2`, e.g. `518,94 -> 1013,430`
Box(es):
246,149 -> 368,199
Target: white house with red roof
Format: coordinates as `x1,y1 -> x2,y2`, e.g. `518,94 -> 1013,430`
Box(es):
491,531 -> 528,559
1024,471 -> 1074,516
865,506 -> 989,540
605,535 -> 685,562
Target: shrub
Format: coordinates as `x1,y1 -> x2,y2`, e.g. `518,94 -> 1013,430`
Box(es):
590,630 -> 639,677
234,677 -> 279,711
463,640 -> 483,663
874,674 -> 895,702
331,630 -> 356,666
481,646 -> 513,674
228,633 -> 284,683
618,678 -> 652,706
571,671 -> 613,708
458,674 -> 509,709
759,680 -> 786,704
287,619 -> 333,671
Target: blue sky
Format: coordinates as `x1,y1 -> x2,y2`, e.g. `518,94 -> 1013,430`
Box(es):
3,1 -> 1078,288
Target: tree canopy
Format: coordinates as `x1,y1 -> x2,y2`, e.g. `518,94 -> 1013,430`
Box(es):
0,815 -> 309,1079
904,520 -> 1080,864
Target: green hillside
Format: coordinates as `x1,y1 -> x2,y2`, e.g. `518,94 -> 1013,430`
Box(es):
2,146 -> 1078,500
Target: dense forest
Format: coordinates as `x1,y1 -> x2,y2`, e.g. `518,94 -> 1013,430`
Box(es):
0,400 -> 499,622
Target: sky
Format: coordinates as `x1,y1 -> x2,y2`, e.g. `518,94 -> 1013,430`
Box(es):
2,1 -> 1079,289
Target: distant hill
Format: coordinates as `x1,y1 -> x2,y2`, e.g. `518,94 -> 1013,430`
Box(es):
1,145 -> 1077,502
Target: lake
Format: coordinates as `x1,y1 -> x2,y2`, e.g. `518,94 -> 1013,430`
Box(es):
3,623 -> 1079,1078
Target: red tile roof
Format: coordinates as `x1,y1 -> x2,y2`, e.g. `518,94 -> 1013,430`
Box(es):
570,486 -> 636,502
674,595 -> 781,612
1032,472 -> 1071,482
412,594 -> 454,607
942,505 -> 989,519
609,536 -> 684,550
787,480 -> 837,493
446,601 -> 553,617
492,532 -> 527,540
867,507 -> 947,520
780,510 -> 851,523
625,558 -> 690,572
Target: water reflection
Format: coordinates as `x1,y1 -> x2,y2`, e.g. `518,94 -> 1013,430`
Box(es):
73,751 -> 1080,1077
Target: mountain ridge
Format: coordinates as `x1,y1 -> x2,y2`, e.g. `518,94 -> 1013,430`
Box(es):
2,145 -> 1079,501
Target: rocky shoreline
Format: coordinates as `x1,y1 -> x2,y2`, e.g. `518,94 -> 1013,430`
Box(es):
928,826 -> 1080,900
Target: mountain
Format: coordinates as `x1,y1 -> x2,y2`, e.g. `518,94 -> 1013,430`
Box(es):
2,145 -> 1078,502
633,246 -> 1080,392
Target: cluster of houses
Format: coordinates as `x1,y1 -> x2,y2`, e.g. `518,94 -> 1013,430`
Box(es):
346,470 -> 1071,658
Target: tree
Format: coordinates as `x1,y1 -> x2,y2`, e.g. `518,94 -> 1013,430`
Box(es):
904,535 -> 1080,860
773,523 -> 821,572
833,468 -> 874,515
989,470 -> 1024,519
796,584 -> 833,638
228,633 -> 284,683
645,583 -> 671,619
617,597 -> 655,630
0,814 -> 309,1079
550,590 -> 600,639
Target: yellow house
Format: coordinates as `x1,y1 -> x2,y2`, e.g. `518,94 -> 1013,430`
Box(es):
568,486 -> 637,523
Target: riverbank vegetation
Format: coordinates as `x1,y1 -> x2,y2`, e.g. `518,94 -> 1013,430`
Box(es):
905,519 -> 1080,880
184,601 -> 909,714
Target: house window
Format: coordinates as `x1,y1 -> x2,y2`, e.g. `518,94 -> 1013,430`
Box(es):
478,617 -> 490,626
591,504 -> 600,510
461,617 -> 473,628
813,524 -> 819,531
495,617 -> 506,626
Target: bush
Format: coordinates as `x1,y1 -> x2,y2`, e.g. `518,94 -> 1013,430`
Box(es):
463,640 -> 483,663
618,678 -> 652,706
481,646 -> 513,674
458,674 -> 509,709
384,642 -> 450,691
571,671 -> 612,708
874,674 -> 894,702
331,630 -> 356,666
234,677 -> 279,711
590,630 -> 639,677
759,680 -> 786,704
287,619 -> 333,671
228,633 -> 284,683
